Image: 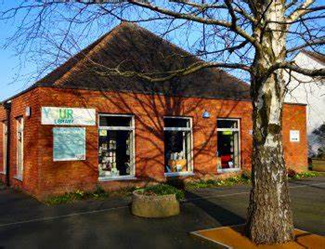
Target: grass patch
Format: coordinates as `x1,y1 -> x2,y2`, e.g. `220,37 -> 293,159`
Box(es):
46,186 -> 112,205
288,171 -> 321,180
185,175 -> 251,190
138,184 -> 185,201
45,169 -> 323,205
185,169 -> 322,190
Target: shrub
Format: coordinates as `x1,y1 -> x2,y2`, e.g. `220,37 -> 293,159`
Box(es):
140,184 -> 185,201
93,185 -> 109,199
287,170 -> 318,180
241,170 -> 251,180
228,176 -> 242,184
287,168 -> 297,178
292,171 -> 317,179
74,190 -> 85,200
186,180 -> 218,188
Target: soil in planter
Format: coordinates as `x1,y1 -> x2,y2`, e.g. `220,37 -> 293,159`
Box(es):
139,184 -> 185,201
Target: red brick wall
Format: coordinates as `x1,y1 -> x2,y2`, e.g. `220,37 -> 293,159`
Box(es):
1,87 -> 308,198
0,88 -> 41,196
283,104 -> 308,171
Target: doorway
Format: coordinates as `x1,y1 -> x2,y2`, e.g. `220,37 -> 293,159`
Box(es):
98,114 -> 135,179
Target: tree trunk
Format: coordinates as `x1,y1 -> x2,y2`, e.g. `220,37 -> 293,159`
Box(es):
245,1 -> 294,244
246,71 -> 294,244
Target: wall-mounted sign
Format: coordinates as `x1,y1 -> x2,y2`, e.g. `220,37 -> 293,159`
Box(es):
290,130 -> 300,143
53,127 -> 86,161
42,107 -> 96,126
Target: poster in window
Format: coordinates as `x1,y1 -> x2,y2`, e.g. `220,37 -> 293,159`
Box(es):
53,128 -> 86,161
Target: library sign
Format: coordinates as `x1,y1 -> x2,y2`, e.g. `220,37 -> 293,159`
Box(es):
41,107 -> 96,126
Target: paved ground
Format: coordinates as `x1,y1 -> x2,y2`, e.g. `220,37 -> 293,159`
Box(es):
0,177 -> 324,249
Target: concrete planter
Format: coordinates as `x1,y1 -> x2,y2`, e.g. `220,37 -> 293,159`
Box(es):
131,190 -> 180,218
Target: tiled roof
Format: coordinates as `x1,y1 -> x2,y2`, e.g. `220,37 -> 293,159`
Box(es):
6,22 -> 251,102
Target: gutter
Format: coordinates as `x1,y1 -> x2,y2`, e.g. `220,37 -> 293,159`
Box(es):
3,101 -> 11,187
0,84 -> 37,105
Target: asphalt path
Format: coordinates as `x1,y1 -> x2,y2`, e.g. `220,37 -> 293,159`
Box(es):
0,177 -> 324,249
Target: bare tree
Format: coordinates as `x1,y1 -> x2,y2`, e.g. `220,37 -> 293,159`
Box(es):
1,0 -> 325,244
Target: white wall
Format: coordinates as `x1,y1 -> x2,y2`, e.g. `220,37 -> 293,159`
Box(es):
284,51 -> 325,155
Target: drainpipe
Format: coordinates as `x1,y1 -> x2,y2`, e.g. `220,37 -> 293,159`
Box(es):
4,101 -> 11,187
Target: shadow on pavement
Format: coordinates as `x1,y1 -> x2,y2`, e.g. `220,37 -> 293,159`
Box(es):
290,180 -> 325,190
184,190 -> 246,226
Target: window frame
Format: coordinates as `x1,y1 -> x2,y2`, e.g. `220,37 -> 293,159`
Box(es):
15,116 -> 24,181
163,116 -> 194,177
217,118 -> 241,173
98,114 -> 136,181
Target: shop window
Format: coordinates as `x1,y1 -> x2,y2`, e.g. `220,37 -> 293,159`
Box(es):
16,117 -> 24,180
2,121 -> 7,174
217,118 -> 240,172
98,115 -> 135,179
164,117 -> 193,176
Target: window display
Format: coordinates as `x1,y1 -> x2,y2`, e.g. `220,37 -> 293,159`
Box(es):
164,117 -> 192,174
98,115 -> 134,178
217,119 -> 240,171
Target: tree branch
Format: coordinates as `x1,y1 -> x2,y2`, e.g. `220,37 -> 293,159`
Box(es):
126,0 -> 260,49
91,60 -> 251,83
287,39 -> 325,53
287,0 -> 316,22
265,62 -> 325,80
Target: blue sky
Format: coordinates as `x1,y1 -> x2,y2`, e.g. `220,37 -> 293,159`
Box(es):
0,1 -> 37,101
2,1 -> 319,102
0,1 -> 251,102
0,17 -> 32,100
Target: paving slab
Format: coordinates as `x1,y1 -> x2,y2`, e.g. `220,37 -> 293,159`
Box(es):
191,225 -> 325,249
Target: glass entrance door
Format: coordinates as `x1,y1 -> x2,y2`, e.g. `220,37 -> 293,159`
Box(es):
98,114 -> 135,179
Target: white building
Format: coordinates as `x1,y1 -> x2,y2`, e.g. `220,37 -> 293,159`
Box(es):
285,50 -> 325,156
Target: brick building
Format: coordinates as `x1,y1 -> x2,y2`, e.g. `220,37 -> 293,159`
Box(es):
0,23 -> 307,199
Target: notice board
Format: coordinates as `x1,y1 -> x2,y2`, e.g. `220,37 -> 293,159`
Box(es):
53,127 -> 86,161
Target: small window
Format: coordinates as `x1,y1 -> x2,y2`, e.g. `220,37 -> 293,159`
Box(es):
98,115 -> 135,179
16,117 -> 24,180
164,117 -> 193,176
217,119 -> 240,173
2,121 -> 7,174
